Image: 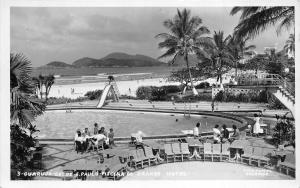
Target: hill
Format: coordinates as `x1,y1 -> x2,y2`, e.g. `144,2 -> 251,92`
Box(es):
72,52 -> 164,67
43,61 -> 74,68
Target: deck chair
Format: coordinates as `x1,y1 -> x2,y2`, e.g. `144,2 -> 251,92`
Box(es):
250,147 -> 265,167
171,143 -> 183,162
203,143 -> 213,161
221,143 -> 230,161
92,140 -> 104,152
136,149 -> 150,167
241,145 -> 253,165
106,157 -> 128,180
212,144 -> 221,162
128,150 -> 143,169
144,147 -> 158,165
74,141 -> 84,154
180,143 -> 191,161
164,143 -> 175,163
278,153 -> 295,177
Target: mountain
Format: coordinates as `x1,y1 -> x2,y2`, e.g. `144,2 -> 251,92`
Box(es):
72,52 -> 165,67
43,61 -> 74,68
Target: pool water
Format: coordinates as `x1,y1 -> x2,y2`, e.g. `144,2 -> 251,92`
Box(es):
34,110 -> 241,139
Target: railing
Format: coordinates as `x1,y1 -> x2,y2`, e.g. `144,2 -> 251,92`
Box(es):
237,73 -> 295,100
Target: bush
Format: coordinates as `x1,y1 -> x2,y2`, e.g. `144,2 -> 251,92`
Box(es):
214,90 -> 269,103
136,86 -> 153,100
195,82 -> 210,89
84,89 -> 103,100
46,97 -> 87,105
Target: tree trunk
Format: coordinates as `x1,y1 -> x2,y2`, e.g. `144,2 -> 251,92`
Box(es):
184,54 -> 194,89
235,60 -> 238,78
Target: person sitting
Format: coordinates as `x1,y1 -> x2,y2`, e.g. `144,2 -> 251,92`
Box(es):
99,127 -> 108,136
131,131 -> 148,150
193,122 -> 200,138
108,128 -> 116,148
213,124 -> 221,143
74,129 -> 85,153
221,124 -> 230,143
91,130 -> 107,150
228,125 -> 240,143
93,123 -> 99,135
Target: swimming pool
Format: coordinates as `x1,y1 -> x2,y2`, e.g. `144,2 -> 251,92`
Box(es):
34,109 -> 243,139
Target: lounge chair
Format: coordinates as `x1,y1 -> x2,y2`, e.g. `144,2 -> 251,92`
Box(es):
171,143 -> 184,162
278,153 -> 295,177
92,140 -> 104,152
106,157 -> 128,180
74,141 -> 85,154
136,149 -> 150,167
180,143 -> 191,160
144,146 -> 158,165
250,147 -> 270,167
212,144 -> 221,162
203,143 -> 213,161
164,143 -> 175,163
241,145 -> 253,165
221,143 -> 230,161
128,150 -> 143,169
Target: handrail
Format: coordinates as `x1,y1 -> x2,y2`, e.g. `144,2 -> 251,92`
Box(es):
237,73 -> 295,100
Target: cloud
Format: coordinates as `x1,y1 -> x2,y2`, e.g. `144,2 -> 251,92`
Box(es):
10,7 -> 292,67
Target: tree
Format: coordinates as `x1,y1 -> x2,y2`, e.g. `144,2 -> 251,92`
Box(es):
155,8 -> 211,95
10,53 -> 45,179
44,75 -> 55,101
230,7 -> 294,39
244,54 -> 268,74
168,67 -> 204,87
228,36 -> 256,77
284,34 -> 295,58
197,31 -> 234,85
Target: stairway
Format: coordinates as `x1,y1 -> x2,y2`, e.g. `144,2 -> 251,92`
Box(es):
236,73 -> 295,117
111,81 -> 120,101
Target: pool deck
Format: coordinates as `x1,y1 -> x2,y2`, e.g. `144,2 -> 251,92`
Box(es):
32,136 -> 290,180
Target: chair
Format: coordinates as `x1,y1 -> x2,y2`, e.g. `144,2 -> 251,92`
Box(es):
180,143 -> 191,161
278,153 -> 295,177
212,144 -> 221,162
241,145 -> 253,165
92,140 -> 104,152
128,150 -> 143,169
164,144 -> 175,163
31,152 -> 43,169
136,149 -> 150,167
74,141 -> 84,153
221,143 -> 230,161
250,147 -> 270,167
203,143 -> 213,161
106,157 -> 128,180
239,131 -> 247,140
171,143 -> 184,162
144,147 -> 158,165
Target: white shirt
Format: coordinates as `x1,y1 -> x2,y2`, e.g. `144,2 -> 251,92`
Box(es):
213,128 -> 221,140
193,127 -> 199,136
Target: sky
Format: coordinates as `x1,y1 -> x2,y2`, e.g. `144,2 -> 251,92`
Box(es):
10,7 -> 292,67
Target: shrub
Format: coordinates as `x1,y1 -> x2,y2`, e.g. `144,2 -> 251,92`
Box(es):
136,86 -> 153,100
84,89 -> 103,100
214,90 -> 225,102
195,82 -> 210,89
46,97 -> 87,105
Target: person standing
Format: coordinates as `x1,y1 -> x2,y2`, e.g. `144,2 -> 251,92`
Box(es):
221,124 -> 230,143
253,114 -> 263,136
193,122 -> 200,138
211,100 -> 215,112
94,123 -> 99,135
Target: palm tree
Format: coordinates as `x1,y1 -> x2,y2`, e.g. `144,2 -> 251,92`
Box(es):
155,8 -> 211,95
44,75 -> 55,101
10,53 -> 45,128
197,31 -> 234,85
230,7 -> 294,39
284,34 -> 295,58
229,36 -> 256,78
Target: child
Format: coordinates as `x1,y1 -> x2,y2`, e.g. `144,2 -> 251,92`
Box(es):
108,128 -> 115,148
